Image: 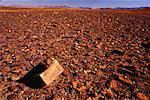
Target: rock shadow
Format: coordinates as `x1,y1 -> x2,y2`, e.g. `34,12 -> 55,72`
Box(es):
17,62 -> 47,89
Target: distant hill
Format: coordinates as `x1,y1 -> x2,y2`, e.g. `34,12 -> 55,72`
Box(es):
115,7 -> 150,10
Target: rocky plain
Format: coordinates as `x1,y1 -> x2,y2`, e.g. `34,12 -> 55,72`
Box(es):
0,7 -> 150,99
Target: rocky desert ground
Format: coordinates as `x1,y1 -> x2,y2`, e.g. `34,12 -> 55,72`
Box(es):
0,7 -> 150,99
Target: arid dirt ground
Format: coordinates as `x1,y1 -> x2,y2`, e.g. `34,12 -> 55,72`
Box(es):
0,7 -> 150,99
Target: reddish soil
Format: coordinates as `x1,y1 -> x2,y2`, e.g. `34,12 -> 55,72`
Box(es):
0,7 -> 150,99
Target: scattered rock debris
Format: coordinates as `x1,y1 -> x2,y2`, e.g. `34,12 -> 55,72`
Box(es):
0,7 -> 149,99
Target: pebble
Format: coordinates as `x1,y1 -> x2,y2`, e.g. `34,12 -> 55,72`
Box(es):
72,81 -> 78,89
77,86 -> 87,92
96,71 -> 103,76
136,92 -> 148,100
84,70 -> 88,74
8,85 -> 19,92
0,83 -> 6,92
8,30 -> 12,33
137,50 -> 140,53
5,55 -> 12,62
33,35 -> 38,39
110,79 -> 118,89
11,75 -> 20,81
0,72 -> 2,76
118,74 -> 132,84
75,42 -> 79,45
66,24 -> 70,26
21,70 -> 27,76
18,37 -> 24,42
86,97 -> 92,100
7,94 -> 18,100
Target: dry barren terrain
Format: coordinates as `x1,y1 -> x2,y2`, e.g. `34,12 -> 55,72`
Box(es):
0,7 -> 150,99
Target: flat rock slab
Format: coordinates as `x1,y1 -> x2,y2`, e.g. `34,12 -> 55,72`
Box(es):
40,59 -> 64,85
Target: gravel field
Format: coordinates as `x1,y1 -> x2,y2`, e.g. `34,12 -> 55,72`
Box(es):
0,7 -> 150,99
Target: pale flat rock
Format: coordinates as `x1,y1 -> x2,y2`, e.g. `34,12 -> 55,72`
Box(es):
40,59 -> 64,85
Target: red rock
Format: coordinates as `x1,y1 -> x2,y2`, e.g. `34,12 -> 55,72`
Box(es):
98,65 -> 106,69
1,67 -> 10,74
11,74 -> 20,81
110,79 -> 118,89
118,74 -> 132,84
33,35 -> 38,39
7,94 -> 18,100
8,30 -> 12,33
96,70 -> 103,76
62,69 -> 69,76
18,36 -> 24,42
86,97 -> 92,100
21,70 -> 28,76
30,48 -> 36,55
77,86 -> 87,92
0,83 -> 6,92
72,81 -> 78,89
136,92 -> 148,100
107,89 -> 114,98
5,54 -> 12,62
15,55 -> 20,61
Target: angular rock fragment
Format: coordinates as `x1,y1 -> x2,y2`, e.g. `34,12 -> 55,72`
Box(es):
40,59 -> 64,85
18,59 -> 64,89
110,79 -> 118,89
136,92 -> 148,100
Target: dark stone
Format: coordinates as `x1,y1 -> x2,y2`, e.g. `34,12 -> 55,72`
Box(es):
110,50 -> 124,56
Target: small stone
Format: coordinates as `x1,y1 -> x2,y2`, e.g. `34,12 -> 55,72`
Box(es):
136,92 -> 148,100
77,86 -> 87,92
84,70 -> 88,74
99,65 -> 106,69
94,68 -> 98,71
33,35 -> 38,39
12,68 -> 21,73
107,88 -> 114,98
7,94 -> 18,100
8,85 -> 19,92
30,48 -> 36,55
15,55 -> 20,61
21,70 -> 27,76
11,74 -> 20,81
86,97 -> 92,100
87,70 -> 91,73
0,72 -> 2,76
75,42 -> 79,45
0,56 -> 3,61
1,67 -> 10,74
0,83 -> 6,92
18,36 -> 24,42
8,30 -> 12,33
86,81 -> 92,87
110,79 -> 118,89
96,71 -> 103,76
66,24 -> 70,26
21,49 -> 25,52
137,50 -> 140,53
72,81 -> 78,89
49,23 -> 52,25
5,55 -> 12,62
118,74 -> 132,84
33,21 -> 37,24
142,29 -> 145,31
